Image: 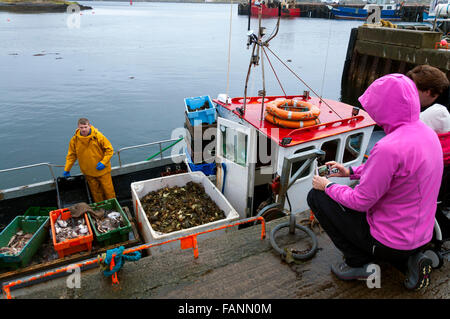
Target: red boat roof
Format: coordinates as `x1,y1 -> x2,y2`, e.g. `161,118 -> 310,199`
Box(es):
214,95 -> 376,148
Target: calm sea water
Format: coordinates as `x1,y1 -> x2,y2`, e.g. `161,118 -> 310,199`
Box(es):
0,2 -> 361,188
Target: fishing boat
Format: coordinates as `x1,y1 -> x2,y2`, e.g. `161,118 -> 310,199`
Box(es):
423,0 -> 450,33
250,0 -> 300,17
424,0 -> 450,21
0,93 -> 377,285
1,6 -> 448,299
331,0 -> 402,21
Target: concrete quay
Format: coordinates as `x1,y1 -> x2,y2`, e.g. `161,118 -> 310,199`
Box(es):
341,26 -> 449,107
7,213 -> 449,299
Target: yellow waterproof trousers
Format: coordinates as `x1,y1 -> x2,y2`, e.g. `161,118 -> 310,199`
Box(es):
85,174 -> 116,203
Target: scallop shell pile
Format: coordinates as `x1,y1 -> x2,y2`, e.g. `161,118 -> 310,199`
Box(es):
141,181 -> 226,234
0,230 -> 34,255
54,215 -> 89,243
187,101 -> 210,112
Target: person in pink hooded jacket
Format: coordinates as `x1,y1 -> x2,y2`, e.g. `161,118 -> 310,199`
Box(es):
307,74 -> 443,290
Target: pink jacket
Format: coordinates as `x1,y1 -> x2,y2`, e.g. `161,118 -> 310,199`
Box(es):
438,132 -> 450,166
325,74 -> 443,250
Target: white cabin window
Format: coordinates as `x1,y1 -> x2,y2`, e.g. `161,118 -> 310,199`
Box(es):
220,125 -> 248,167
290,146 -> 316,178
343,133 -> 363,163
320,139 -> 340,164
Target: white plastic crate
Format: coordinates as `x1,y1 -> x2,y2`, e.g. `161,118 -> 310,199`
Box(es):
131,171 -> 239,255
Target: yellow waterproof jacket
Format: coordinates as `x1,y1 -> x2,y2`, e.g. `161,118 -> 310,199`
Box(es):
64,126 -> 114,177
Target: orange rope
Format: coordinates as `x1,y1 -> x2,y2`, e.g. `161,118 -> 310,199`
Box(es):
2,216 -> 266,299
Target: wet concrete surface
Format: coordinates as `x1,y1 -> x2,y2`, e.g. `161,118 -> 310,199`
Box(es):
6,213 -> 449,299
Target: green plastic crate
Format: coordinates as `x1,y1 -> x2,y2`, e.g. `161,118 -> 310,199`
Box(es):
0,216 -> 49,269
24,206 -> 57,217
87,198 -> 131,246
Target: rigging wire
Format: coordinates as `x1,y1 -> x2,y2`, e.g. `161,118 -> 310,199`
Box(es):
264,45 -> 343,119
262,46 -> 287,97
319,19 -> 333,102
242,3 -> 343,121
265,16 -> 280,43
242,3 -> 282,116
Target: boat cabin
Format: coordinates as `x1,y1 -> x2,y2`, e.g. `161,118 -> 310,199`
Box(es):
365,0 -> 400,11
213,93 -> 376,218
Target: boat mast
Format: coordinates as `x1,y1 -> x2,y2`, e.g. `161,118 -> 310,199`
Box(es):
240,2 -> 281,117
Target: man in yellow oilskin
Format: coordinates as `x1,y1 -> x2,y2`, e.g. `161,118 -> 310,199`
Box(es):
63,118 -> 116,203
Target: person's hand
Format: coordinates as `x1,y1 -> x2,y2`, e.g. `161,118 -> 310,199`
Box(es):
63,171 -> 70,178
96,162 -> 105,170
312,175 -> 330,191
325,161 -> 350,177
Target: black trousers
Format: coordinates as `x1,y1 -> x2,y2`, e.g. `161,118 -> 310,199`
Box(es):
307,189 -> 426,272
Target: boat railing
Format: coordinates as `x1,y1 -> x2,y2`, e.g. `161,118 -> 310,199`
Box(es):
0,138 -> 184,189
0,162 -> 62,182
115,137 -> 183,167
285,115 -> 365,139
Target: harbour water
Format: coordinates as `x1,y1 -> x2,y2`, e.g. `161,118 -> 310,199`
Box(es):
0,2 -> 362,188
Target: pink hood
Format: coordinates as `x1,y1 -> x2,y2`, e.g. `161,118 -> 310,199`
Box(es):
359,74 -> 420,134
325,74 -> 443,250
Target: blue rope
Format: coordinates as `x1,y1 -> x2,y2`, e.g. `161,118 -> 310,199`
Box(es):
103,246 -> 141,277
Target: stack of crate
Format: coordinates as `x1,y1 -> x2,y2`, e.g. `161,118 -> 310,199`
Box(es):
184,95 -> 217,175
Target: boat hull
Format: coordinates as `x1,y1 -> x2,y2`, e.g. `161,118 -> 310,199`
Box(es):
331,7 -> 402,21
250,4 -> 300,17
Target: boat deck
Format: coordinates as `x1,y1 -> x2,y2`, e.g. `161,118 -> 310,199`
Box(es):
7,213 -> 449,299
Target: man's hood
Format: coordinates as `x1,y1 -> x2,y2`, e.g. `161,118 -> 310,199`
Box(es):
358,74 -> 420,134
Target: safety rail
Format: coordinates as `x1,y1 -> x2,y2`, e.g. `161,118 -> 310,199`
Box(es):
286,115 -> 365,139
0,138 -> 184,189
0,162 -> 62,182
2,216 -> 266,299
116,138 -> 183,167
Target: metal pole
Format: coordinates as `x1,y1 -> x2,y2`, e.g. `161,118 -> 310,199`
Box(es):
243,42 -> 257,116
248,0 -> 251,30
277,149 -> 325,233
259,10 -> 266,125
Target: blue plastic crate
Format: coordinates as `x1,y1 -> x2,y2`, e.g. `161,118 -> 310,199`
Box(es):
185,148 -> 216,176
184,95 -> 217,125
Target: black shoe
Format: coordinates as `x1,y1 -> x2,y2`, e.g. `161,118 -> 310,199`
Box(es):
331,261 -> 375,281
404,252 -> 432,290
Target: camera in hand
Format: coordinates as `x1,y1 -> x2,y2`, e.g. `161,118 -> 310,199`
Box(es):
317,165 -> 339,177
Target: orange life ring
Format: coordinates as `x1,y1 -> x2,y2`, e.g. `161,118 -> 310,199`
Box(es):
265,98 -> 320,121
264,111 -> 320,128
